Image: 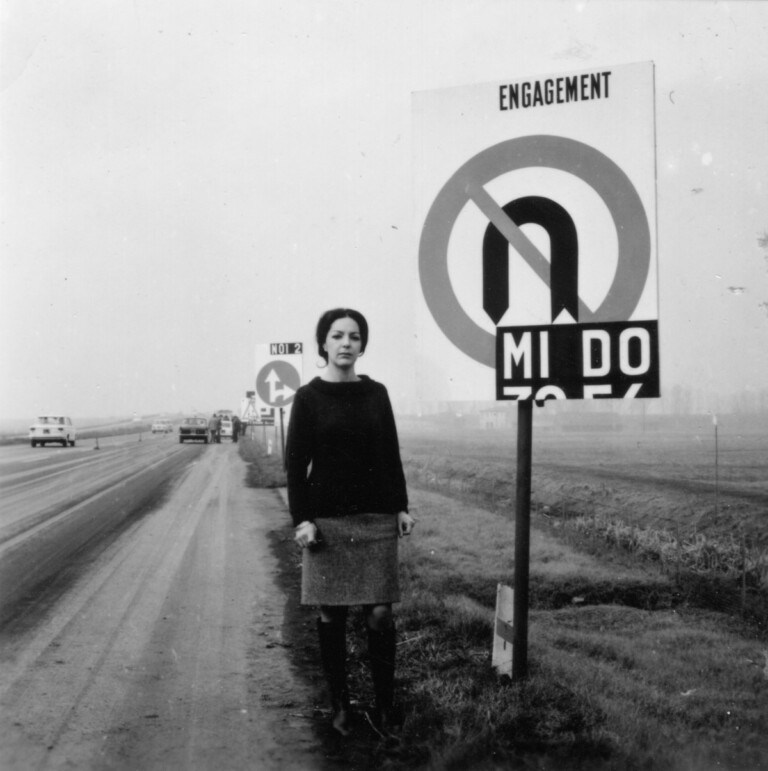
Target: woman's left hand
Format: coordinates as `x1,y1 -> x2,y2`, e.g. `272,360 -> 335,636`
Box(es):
397,511 -> 415,537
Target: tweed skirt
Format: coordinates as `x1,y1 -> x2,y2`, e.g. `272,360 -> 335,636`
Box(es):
301,512 -> 400,606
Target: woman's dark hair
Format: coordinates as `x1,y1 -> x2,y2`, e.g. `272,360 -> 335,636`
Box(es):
316,308 -> 369,362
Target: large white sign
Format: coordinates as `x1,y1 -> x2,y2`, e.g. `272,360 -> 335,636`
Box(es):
413,62 -> 659,401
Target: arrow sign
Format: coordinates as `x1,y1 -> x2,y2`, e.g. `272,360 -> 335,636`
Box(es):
255,359 -> 301,407
265,367 -> 296,403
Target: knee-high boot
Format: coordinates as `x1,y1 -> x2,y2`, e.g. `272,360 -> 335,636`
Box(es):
317,618 -> 351,736
367,624 -> 401,729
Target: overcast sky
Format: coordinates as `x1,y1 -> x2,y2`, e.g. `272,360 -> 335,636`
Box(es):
1,0 -> 767,418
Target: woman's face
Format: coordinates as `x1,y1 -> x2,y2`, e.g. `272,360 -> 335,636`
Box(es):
324,317 -> 362,370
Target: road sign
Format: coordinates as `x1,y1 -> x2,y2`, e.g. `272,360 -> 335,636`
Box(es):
497,319 -> 659,400
269,342 -> 303,356
414,62 -> 659,401
240,394 -> 259,423
256,361 -> 300,406
254,342 -> 304,411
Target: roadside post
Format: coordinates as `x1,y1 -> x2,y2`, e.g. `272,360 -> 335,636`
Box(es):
713,414 -> 719,517
414,62 -> 660,681
492,583 -> 515,677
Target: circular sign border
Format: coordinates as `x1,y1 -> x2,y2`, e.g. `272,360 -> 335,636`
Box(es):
255,360 -> 301,407
418,134 -> 651,367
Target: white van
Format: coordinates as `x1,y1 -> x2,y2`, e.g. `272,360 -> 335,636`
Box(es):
29,416 -> 77,447
219,416 -> 233,440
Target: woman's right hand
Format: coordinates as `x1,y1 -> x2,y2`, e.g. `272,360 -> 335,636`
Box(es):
294,520 -> 318,549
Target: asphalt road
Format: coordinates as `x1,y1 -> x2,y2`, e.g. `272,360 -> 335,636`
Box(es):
0,437 -> 323,770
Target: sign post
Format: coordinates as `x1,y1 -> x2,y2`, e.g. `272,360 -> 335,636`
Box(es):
414,62 -> 660,681
512,400 -> 533,680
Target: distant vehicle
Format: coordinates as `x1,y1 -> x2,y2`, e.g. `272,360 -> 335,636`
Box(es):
29,416 -> 77,448
179,417 -> 210,444
220,416 -> 233,440
151,419 -> 174,434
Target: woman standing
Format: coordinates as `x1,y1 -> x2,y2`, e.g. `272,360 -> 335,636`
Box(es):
286,308 -> 415,737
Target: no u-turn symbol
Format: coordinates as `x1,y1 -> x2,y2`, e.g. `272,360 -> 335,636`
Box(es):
418,134 -> 660,400
483,195 -> 578,325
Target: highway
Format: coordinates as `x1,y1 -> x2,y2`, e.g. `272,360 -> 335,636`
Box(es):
0,434 -> 198,617
0,436 -> 322,770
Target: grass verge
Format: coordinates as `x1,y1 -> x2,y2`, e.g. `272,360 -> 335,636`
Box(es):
240,435 -> 768,770
394,490 -> 768,770
402,447 -> 768,631
238,433 -> 287,487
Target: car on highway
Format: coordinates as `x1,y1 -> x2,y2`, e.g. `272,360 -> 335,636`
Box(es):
151,419 -> 174,434
29,416 -> 77,447
179,416 -> 210,444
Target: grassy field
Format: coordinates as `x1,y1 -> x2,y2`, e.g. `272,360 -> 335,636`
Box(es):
239,425 -> 768,770
400,424 -> 768,605
394,490 -> 768,770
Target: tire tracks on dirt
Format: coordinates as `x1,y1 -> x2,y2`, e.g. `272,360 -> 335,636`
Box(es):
0,444 -> 323,770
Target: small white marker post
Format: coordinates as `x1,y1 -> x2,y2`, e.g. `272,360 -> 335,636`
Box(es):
492,583 -> 515,677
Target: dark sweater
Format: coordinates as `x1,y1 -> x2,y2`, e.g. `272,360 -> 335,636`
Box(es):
286,376 -> 408,526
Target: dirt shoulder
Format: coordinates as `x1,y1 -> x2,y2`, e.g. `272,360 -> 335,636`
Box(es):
0,443 -> 330,770
96,447 -> 327,770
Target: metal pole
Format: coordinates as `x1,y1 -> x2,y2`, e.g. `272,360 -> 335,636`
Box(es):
714,415 -> 719,517
280,407 -> 286,470
512,400 -> 533,681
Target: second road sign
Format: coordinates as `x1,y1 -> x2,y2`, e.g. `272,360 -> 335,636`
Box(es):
254,342 -> 304,410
